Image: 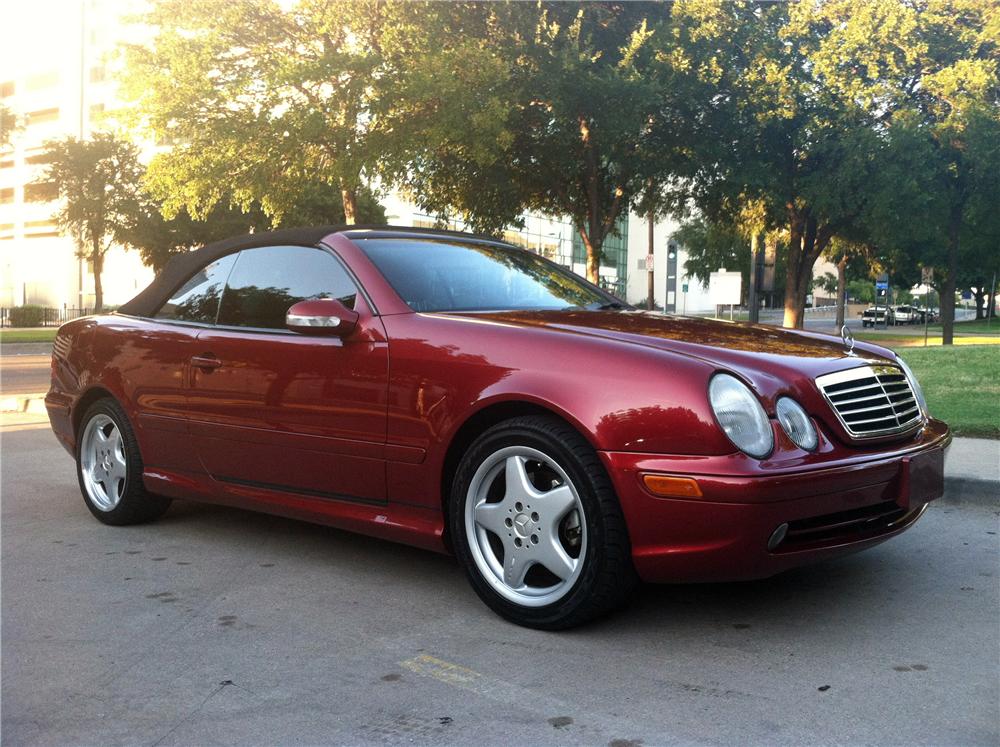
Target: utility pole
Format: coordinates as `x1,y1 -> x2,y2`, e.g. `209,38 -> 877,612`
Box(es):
646,212 -> 654,311
988,269 -> 996,329
748,232 -> 760,323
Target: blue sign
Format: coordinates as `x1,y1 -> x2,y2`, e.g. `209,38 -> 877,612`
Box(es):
961,290 -> 972,300
876,281 -> 889,290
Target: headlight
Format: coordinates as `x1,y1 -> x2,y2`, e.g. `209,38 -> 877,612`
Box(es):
708,373 -> 773,458
895,355 -> 929,417
775,397 -> 818,451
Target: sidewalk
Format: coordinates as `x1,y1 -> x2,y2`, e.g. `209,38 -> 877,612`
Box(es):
943,437 -> 1000,505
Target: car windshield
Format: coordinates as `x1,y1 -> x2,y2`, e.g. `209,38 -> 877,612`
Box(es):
353,237 -> 622,312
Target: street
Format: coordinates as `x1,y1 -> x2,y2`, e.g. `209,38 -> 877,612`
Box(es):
2,425 -> 998,746
0,354 -> 50,395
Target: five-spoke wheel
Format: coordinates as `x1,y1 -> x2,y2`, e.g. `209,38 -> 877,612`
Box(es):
75,398 -> 171,525
466,446 -> 587,607
451,415 -> 636,629
80,413 -> 128,511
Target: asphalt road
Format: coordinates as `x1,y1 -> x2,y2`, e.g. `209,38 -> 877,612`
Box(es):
2,426 -> 998,747
0,354 -> 51,395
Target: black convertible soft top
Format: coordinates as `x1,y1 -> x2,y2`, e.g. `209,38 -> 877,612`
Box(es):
117,224 -> 504,318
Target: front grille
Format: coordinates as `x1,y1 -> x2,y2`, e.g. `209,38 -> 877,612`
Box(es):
816,364 -> 922,439
772,500 -> 916,553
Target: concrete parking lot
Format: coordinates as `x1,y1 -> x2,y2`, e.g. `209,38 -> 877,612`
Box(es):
2,425 -> 998,746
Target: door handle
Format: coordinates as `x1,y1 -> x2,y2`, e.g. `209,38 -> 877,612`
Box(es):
191,354 -> 223,371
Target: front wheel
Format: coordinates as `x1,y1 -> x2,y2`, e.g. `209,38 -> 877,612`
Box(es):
450,415 -> 637,629
76,398 -> 171,525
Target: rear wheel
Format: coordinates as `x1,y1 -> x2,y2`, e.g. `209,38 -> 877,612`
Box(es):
450,415 -> 637,629
76,398 -> 171,525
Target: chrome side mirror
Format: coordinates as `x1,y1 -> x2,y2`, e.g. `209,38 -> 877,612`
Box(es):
285,298 -> 359,337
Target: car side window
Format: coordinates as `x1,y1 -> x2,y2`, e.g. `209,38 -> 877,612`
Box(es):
154,254 -> 238,324
216,245 -> 358,330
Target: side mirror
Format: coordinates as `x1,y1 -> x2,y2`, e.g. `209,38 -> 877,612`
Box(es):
286,298 -> 359,337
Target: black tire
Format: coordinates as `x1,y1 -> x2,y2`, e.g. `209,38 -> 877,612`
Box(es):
75,398 -> 171,526
450,415 -> 637,629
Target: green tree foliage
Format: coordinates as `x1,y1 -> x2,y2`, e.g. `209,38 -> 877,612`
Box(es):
123,182 -> 385,271
380,2 -> 678,282
659,2 -> 904,328
34,134 -> 144,311
794,0 -> 1000,341
122,0 -> 388,226
674,215 -> 787,307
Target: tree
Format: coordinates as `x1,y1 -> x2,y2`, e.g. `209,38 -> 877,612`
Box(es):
122,0 -> 389,227
380,2 -> 678,282
674,214 -> 787,307
798,0 -> 1000,343
123,181 -> 386,271
660,1 -> 913,329
34,134 -> 143,311
822,238 -> 874,328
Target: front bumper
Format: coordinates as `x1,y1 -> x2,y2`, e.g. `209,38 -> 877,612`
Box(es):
601,418 -> 951,583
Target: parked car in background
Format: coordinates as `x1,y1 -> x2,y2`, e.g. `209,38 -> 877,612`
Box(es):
861,307 -> 893,327
918,307 -> 939,323
892,305 -> 920,325
46,226 -> 950,629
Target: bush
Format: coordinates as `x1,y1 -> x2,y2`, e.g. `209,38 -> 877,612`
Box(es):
9,305 -> 45,327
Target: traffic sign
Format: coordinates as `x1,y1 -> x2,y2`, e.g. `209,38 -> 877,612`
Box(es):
876,280 -> 889,290
682,283 -> 688,293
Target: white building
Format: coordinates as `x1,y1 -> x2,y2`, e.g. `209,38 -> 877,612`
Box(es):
1,0 -> 153,312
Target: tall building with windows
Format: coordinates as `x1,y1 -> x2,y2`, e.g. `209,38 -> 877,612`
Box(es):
0,0 -> 153,310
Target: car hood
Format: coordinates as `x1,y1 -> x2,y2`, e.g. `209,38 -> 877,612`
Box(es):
445,309 -> 895,381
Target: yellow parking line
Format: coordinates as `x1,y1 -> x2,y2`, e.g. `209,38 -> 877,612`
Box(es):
399,654 -> 482,687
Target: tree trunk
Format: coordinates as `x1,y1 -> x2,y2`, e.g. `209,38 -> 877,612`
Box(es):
577,228 -> 602,284
836,255 -> 847,329
782,216 -> 805,329
941,204 -> 961,345
340,181 -> 358,225
783,213 -> 832,330
973,282 -> 985,320
92,248 -> 104,313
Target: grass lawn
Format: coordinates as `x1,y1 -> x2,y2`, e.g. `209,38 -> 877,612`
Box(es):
927,316 -> 1000,334
857,317 -> 1000,347
0,328 -> 59,343
894,346 -> 1000,438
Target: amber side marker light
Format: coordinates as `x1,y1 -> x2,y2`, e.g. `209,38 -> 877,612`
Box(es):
642,474 -> 703,499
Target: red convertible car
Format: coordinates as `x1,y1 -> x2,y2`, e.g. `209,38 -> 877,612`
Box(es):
46,226 -> 950,629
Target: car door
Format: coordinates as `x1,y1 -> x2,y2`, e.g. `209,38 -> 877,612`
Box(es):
129,253 -> 240,477
186,245 -> 389,505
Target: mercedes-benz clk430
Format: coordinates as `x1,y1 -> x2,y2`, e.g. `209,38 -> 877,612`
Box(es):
47,227 -> 950,628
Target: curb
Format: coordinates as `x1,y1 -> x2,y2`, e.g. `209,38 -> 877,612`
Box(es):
1,393 -> 47,415
942,477 -> 999,508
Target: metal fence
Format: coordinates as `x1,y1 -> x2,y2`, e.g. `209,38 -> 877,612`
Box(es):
0,307 -> 97,328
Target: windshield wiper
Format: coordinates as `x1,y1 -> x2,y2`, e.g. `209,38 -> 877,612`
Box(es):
584,301 -> 627,310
